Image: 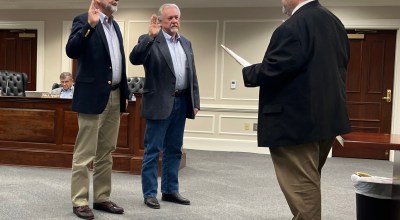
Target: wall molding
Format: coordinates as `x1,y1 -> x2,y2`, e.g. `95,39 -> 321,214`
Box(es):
184,137 -> 267,154
201,103 -> 258,113
185,114 -> 215,134
219,115 -> 257,136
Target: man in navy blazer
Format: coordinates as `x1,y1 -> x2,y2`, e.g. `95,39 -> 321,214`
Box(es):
130,3 -> 200,209
66,0 -> 128,219
242,0 -> 350,219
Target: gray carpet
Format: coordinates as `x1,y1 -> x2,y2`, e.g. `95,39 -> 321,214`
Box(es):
0,149 -> 394,220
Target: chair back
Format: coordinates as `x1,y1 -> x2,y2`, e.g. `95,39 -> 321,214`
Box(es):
127,77 -> 145,100
0,70 -> 28,96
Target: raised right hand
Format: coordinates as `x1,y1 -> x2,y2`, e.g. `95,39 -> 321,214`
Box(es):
148,14 -> 161,38
88,0 -> 100,28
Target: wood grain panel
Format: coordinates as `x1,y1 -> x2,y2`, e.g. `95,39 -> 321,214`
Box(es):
0,96 -> 186,174
368,40 -> 384,93
0,108 -> 55,142
347,102 -> 380,121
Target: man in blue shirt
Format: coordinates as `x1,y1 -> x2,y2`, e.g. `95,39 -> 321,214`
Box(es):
51,72 -> 74,99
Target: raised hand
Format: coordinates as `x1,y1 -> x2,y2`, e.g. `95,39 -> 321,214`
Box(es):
88,0 -> 100,28
148,14 -> 161,38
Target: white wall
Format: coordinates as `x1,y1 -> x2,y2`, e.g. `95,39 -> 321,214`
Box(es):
0,6 -> 399,154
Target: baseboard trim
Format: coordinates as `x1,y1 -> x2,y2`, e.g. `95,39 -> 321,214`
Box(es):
184,137 -> 269,154
184,137 -> 336,157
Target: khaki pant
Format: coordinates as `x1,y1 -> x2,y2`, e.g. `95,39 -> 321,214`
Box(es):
269,137 -> 335,220
71,89 -> 120,206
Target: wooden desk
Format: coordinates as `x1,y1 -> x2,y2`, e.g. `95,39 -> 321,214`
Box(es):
0,95 -> 186,174
341,132 -> 400,150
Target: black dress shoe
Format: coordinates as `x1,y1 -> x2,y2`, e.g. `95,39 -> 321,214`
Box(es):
93,201 -> 124,214
73,205 -> 94,219
162,193 -> 190,205
144,197 -> 160,209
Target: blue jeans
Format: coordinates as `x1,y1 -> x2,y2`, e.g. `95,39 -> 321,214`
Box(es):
141,96 -> 187,198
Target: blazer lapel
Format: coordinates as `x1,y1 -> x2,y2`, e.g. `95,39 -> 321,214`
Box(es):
156,34 -> 175,75
180,38 -> 193,72
96,23 -> 111,58
180,37 -> 194,83
113,20 -> 126,69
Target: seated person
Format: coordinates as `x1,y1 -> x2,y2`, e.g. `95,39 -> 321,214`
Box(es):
51,72 -> 74,99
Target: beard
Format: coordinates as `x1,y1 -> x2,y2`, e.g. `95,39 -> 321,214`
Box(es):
170,26 -> 179,33
100,0 -> 118,13
282,5 -> 291,16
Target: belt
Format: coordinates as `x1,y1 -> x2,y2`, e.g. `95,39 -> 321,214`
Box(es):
172,89 -> 188,97
111,83 -> 120,90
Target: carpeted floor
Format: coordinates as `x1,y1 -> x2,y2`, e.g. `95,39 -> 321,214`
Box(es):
0,149 -> 394,220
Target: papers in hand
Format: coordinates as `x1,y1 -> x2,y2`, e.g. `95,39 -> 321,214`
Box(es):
221,44 -> 251,67
336,135 -> 344,147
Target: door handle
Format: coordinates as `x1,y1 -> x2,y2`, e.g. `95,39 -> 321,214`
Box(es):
382,89 -> 392,103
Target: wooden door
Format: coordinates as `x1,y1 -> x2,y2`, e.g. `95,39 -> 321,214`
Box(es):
332,30 -> 396,160
0,29 -> 37,91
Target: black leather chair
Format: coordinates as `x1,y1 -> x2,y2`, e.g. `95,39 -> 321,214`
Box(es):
52,83 -> 61,90
0,70 -> 28,96
127,77 -> 145,100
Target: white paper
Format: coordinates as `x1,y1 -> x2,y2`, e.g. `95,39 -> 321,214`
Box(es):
221,44 -> 252,67
336,135 -> 344,147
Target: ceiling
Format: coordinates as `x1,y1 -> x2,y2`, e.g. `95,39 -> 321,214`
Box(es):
0,0 -> 400,10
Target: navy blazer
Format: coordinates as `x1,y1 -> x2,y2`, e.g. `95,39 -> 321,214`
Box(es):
129,33 -> 200,120
66,13 -> 129,114
242,1 -> 351,147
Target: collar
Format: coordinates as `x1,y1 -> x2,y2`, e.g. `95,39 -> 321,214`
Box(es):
292,0 -> 316,15
162,29 -> 180,42
62,86 -> 74,92
99,11 -> 113,25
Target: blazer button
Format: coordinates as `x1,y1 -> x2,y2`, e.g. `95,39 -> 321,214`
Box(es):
109,66 -> 112,70
108,81 -> 112,85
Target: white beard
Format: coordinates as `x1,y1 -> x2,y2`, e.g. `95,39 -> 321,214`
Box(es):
100,0 -> 118,13
170,27 -> 179,33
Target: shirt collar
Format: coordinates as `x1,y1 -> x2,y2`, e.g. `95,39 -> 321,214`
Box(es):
99,12 -> 113,25
292,0 -> 316,15
162,29 -> 180,42
62,86 -> 74,92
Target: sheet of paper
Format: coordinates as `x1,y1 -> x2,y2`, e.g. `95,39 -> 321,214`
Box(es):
221,44 -> 252,67
336,135 -> 344,147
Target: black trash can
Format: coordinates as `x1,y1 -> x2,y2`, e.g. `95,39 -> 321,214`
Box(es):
352,174 -> 400,220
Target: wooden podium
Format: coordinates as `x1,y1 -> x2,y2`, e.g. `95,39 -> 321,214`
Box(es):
0,95 -> 186,174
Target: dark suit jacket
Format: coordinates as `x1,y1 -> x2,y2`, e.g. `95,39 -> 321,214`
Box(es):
129,33 -> 200,120
66,13 -> 129,114
242,1 -> 351,147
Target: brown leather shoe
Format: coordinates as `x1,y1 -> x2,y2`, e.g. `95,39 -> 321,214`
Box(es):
93,201 -> 124,214
73,205 -> 94,219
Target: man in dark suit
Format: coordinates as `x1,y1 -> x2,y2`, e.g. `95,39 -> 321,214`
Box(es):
242,0 -> 351,219
66,0 -> 129,219
129,3 -> 200,209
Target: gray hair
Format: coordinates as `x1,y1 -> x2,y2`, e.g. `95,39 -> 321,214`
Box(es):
60,72 -> 73,80
157,3 -> 181,20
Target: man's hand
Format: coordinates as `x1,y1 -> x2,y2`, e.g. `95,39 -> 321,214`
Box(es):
88,0 -> 100,28
194,108 -> 199,116
148,14 -> 160,38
